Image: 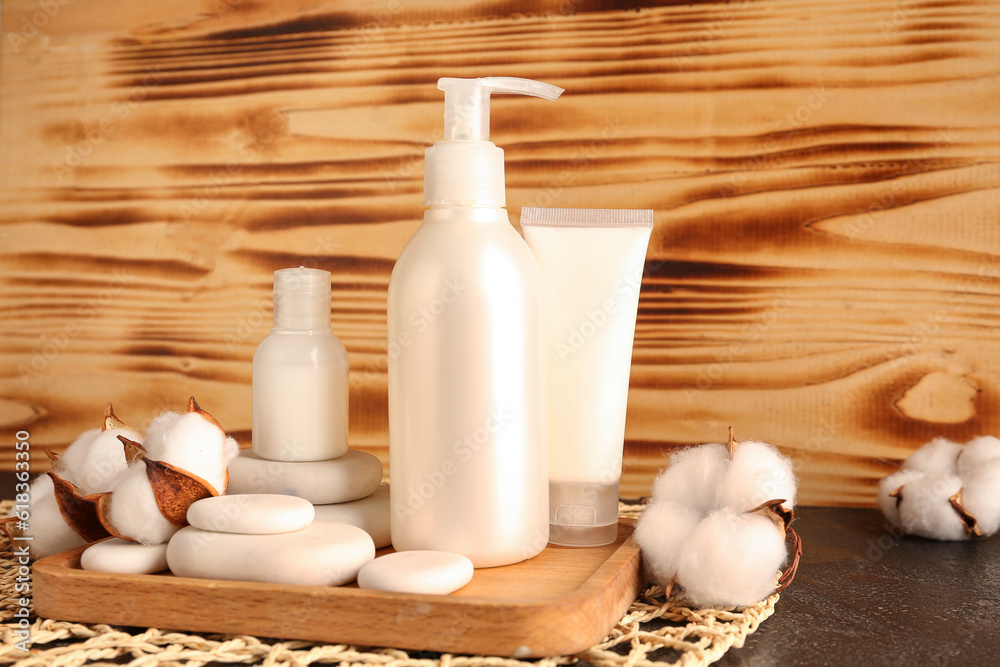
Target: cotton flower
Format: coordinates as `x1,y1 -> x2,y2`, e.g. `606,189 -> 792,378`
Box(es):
880,435 -> 1000,540
54,406 -> 141,495
3,399 -> 241,558
651,444 -> 728,514
674,508 -> 787,608
636,429 -> 798,608
21,475 -> 88,559
98,398 -> 240,545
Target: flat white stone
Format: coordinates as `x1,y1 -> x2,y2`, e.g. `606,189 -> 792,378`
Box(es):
357,550 -> 474,595
313,485 -> 391,548
81,538 -> 168,574
227,449 -> 383,504
167,520 -> 375,587
187,494 -> 315,535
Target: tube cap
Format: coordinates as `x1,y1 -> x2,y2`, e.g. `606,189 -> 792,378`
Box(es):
272,267 -> 331,331
548,480 -> 620,547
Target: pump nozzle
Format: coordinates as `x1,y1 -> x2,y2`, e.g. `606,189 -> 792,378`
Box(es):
425,76 -> 564,207
439,77 -> 564,142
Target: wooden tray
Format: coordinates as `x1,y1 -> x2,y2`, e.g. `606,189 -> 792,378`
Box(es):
33,520 -> 641,658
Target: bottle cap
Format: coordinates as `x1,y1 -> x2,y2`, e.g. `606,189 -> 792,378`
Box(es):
424,76 -> 563,207
548,480 -> 620,547
272,267 -> 331,331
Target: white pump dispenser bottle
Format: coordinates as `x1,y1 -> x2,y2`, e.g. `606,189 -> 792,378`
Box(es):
388,77 -> 563,567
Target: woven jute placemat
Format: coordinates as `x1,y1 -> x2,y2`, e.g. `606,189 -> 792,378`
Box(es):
0,500 -> 779,667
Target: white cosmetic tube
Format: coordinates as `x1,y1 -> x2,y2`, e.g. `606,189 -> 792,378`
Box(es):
521,207 -> 653,547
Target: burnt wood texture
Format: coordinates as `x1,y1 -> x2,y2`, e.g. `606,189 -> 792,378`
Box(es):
2,0 -> 999,505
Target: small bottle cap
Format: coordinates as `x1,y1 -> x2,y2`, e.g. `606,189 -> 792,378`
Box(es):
272,267 -> 331,331
548,480 -> 620,547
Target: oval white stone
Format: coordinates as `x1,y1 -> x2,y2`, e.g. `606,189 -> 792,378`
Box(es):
313,485 -> 390,548
226,449 -> 383,504
167,520 -> 375,586
357,550 -> 474,595
187,494 -> 314,535
81,538 -> 168,574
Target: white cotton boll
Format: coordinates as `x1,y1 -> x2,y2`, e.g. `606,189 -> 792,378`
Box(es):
56,425 -> 142,496
877,469 -> 926,526
958,459 -> 1000,537
26,475 -> 87,559
674,508 -> 787,608
651,444 -> 729,514
107,464 -> 180,545
142,411 -> 182,458
896,474 -> 966,541
143,412 -> 230,493
717,441 -> 796,513
957,436 -> 1000,478
634,501 -> 702,587
902,437 -> 961,475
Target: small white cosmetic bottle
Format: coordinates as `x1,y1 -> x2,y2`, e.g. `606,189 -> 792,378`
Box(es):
252,267 -> 349,462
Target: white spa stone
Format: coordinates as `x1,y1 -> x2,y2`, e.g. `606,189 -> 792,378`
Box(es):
167,520 -> 375,586
357,550 -> 474,595
81,538 -> 169,574
313,485 -> 391,548
226,449 -> 383,504
187,494 -> 315,535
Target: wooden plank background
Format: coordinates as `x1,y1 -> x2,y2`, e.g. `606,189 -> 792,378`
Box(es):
1,0 -> 999,506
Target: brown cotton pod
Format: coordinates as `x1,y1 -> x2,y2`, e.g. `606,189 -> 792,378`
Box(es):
185,396 -> 230,492
187,395 -> 222,429
949,490 -> 984,538
93,492 -> 133,542
48,472 -> 112,543
143,456 -> 220,526
103,402 -> 128,432
118,434 -> 148,465
748,498 -> 802,595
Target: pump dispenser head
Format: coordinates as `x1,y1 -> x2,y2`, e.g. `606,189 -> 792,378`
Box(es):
424,76 -> 563,207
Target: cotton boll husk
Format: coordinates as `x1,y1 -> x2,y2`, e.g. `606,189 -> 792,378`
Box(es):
634,501 -> 702,587
958,458 -> 1000,537
143,412 -> 234,493
651,444 -> 729,513
896,474 -> 966,541
107,464 -> 180,545
717,441 -> 796,513
902,437 -> 961,475
56,425 -> 142,495
957,436 -> 1000,478
674,508 -> 787,608
26,475 -> 87,559
877,469 -> 926,526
